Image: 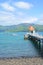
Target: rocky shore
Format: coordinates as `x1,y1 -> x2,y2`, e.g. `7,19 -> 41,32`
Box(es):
0,57 -> 43,65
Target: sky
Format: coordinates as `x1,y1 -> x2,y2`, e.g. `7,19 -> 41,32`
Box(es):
0,0 -> 43,26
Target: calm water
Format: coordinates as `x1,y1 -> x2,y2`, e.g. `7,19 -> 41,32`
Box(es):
0,32 -> 43,58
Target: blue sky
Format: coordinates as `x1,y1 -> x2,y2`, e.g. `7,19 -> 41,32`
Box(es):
0,0 -> 43,26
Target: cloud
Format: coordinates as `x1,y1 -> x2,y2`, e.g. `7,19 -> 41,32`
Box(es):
14,1 -> 33,9
0,11 -> 38,26
36,14 -> 43,25
18,17 -> 38,24
0,11 -> 16,26
37,18 -> 43,24
39,18 -> 43,22
0,2 -> 15,12
17,12 -> 24,16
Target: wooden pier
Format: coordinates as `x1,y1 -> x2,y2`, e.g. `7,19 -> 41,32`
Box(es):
24,26 -> 43,57
24,33 -> 43,50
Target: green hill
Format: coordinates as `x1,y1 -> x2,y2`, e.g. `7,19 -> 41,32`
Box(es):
0,23 -> 43,32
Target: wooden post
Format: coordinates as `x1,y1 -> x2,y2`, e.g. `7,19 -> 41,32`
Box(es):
40,39 -> 43,57
40,39 -> 43,50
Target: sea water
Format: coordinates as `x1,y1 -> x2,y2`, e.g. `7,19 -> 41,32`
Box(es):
0,32 -> 42,58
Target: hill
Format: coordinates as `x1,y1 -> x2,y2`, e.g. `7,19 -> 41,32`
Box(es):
0,23 -> 43,32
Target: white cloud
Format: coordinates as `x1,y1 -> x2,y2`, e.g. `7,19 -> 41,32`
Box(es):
14,1 -> 33,9
18,17 -> 38,24
0,6 -> 38,26
0,11 -> 16,26
37,18 -> 43,24
36,14 -> 43,24
17,12 -> 24,16
39,18 -> 43,22
0,11 -> 38,26
0,3 -> 15,12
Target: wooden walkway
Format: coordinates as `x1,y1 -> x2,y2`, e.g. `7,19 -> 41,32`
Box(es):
24,33 -> 43,51
28,33 -> 43,39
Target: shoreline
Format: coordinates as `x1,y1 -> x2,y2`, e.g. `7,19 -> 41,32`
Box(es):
0,57 -> 43,65
0,56 -> 42,59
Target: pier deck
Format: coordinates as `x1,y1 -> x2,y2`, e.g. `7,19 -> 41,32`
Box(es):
28,33 -> 43,39
24,33 -> 43,51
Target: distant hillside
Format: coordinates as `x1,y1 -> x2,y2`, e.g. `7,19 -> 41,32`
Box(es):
0,23 -> 43,32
